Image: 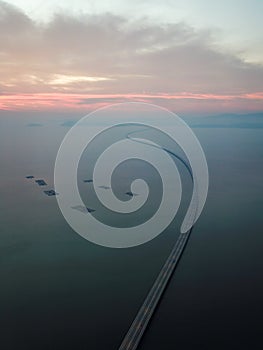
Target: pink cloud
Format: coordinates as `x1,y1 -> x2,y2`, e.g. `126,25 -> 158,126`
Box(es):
0,92 -> 262,114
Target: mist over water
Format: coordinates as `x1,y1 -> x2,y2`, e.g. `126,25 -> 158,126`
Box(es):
1,112 -> 263,349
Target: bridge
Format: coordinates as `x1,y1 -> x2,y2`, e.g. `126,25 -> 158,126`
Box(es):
118,229 -> 192,350
119,127 -> 196,349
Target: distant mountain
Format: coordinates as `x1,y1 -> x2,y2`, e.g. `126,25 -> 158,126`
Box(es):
185,112 -> 263,129
60,120 -> 77,127
26,122 -> 43,127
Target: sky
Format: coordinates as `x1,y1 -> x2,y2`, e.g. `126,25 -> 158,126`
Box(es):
0,0 -> 263,114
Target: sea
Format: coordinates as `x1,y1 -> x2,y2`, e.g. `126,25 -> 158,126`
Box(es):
0,110 -> 262,349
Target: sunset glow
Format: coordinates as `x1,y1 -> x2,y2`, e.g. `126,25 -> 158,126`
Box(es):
0,0 -> 263,114
1,92 -> 262,114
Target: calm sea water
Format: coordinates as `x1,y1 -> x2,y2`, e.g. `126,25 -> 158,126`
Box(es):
0,112 -> 262,349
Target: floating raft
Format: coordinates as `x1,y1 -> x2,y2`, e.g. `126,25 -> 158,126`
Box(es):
35,179 -> 47,186
71,205 -> 96,213
44,190 -> 57,196
125,191 -> 138,197
126,191 -> 133,197
86,207 -> 96,213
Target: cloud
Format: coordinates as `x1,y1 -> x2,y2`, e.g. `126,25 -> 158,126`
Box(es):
0,1 -> 263,113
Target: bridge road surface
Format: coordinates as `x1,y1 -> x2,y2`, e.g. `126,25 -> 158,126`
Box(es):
118,229 -> 192,350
